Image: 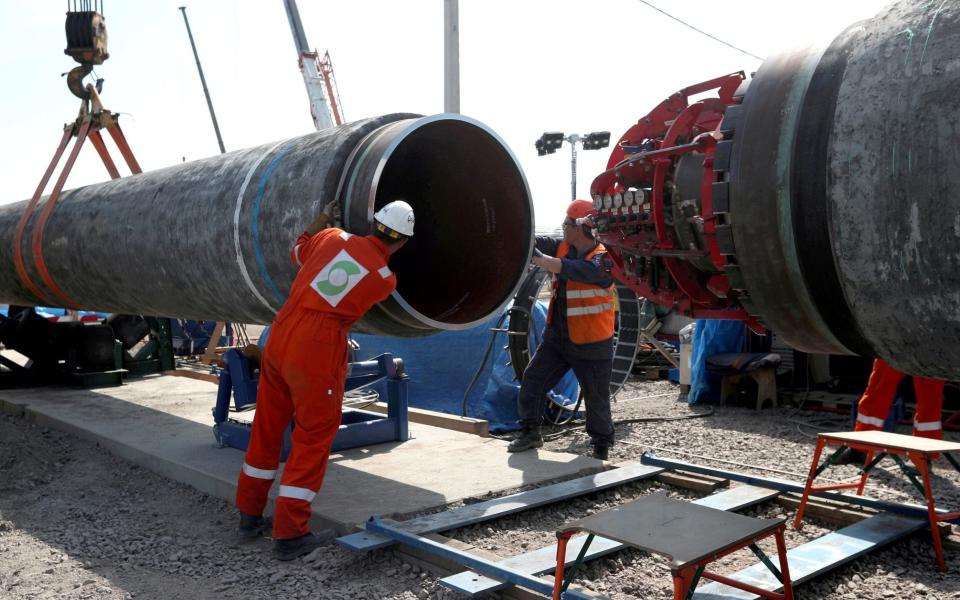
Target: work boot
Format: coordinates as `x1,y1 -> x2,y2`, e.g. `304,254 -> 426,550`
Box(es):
592,445 -> 609,461
237,513 -> 271,542
834,447 -> 868,466
507,427 -> 543,452
274,532 -> 323,561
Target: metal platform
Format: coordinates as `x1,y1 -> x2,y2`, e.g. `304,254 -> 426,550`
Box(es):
0,375 -> 606,533
343,454 -> 941,599
560,492 -> 785,570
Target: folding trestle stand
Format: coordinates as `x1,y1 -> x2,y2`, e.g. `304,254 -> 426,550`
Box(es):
794,430 -> 960,572
344,453 -> 959,599
213,349 -> 409,455
552,493 -> 793,600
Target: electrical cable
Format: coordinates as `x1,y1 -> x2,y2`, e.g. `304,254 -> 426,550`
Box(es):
533,407 -> 716,443
781,372 -> 853,438
634,0 -> 764,61
613,407 -> 714,425
544,391 -> 584,426
461,312 -> 509,417
343,382 -> 380,411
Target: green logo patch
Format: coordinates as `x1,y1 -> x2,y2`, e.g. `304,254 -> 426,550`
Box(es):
310,249 -> 369,307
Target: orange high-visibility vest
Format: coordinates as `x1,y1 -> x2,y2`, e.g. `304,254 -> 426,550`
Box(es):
547,241 -> 615,344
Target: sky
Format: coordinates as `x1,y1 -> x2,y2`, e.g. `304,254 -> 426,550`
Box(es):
0,0 -> 892,228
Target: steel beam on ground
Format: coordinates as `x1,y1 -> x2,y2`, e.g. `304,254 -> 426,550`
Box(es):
337,462 -> 664,552
692,513 -> 925,599
641,453 -> 960,524
367,516 -> 597,600
442,484 -> 780,596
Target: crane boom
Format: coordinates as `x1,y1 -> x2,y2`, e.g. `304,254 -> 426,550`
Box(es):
281,0 -> 335,131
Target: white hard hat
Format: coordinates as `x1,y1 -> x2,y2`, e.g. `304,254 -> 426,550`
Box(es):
373,200 -> 415,238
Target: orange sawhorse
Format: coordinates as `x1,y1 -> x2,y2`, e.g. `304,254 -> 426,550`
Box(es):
794,430 -> 960,572
552,492 -> 794,600
14,83 -> 141,308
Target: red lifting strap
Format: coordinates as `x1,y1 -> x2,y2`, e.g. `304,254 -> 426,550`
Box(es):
13,109 -> 142,309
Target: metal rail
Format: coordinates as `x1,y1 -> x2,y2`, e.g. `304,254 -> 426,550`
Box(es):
641,453 -> 960,524
341,457 -> 952,599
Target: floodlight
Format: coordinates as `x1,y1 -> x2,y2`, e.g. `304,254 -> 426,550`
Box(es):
536,131 -> 565,155
582,131 -> 611,150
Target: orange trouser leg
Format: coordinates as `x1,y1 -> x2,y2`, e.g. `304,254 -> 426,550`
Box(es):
271,321 -> 347,540
912,377 -> 944,441
855,359 -> 904,431
235,349 -> 294,518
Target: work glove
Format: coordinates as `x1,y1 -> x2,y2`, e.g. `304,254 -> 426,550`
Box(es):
322,200 -> 341,223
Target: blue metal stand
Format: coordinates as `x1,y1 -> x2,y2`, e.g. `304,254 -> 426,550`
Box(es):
212,349 -> 409,458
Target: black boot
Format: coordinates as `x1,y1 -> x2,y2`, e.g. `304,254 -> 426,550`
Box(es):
507,426 -> 543,452
237,513 -> 271,542
274,532 -> 323,561
834,447 -> 868,465
592,445 -> 609,461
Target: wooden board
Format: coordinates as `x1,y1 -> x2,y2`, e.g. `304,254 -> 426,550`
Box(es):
362,402 -> 489,437
820,430 -> 960,454
654,471 -> 729,494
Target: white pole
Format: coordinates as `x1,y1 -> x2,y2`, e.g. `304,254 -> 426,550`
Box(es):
444,0 -> 460,113
568,134 -> 581,200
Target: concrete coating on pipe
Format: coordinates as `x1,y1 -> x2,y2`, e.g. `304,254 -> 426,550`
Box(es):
0,113 -> 534,337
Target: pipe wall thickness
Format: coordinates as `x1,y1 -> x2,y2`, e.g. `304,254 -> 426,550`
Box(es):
1,113 -> 534,336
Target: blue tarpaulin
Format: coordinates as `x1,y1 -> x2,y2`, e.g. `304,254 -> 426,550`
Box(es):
256,302 -> 580,433
351,301 -> 578,432
171,319 -> 231,356
688,319 -> 745,405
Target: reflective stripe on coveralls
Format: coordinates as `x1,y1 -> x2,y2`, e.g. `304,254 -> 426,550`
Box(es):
242,463 -> 276,479
236,227 -> 396,540
546,241 -> 615,344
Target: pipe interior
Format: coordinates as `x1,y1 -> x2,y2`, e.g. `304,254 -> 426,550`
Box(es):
375,120 -> 531,325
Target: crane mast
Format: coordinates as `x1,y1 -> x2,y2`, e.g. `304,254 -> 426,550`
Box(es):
281,0 -> 337,131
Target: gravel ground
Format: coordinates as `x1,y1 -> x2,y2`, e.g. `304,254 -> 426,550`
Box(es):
1,378 -> 960,599
523,379 -> 960,599
0,412 -> 446,600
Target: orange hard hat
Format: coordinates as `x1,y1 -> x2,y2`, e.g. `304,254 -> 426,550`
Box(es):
566,199 -> 594,220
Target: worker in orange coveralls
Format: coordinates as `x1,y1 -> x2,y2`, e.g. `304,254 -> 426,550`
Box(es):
841,358 -> 944,463
856,358 -> 944,438
234,198 -> 415,560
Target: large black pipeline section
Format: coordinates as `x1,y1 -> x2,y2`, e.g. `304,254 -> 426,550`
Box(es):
0,113 -> 534,336
730,0 -> 960,378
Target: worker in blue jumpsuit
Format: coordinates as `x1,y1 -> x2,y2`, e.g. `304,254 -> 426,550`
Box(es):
509,199 -> 616,460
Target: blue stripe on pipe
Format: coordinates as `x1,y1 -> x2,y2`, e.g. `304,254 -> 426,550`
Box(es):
252,138 -> 300,305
